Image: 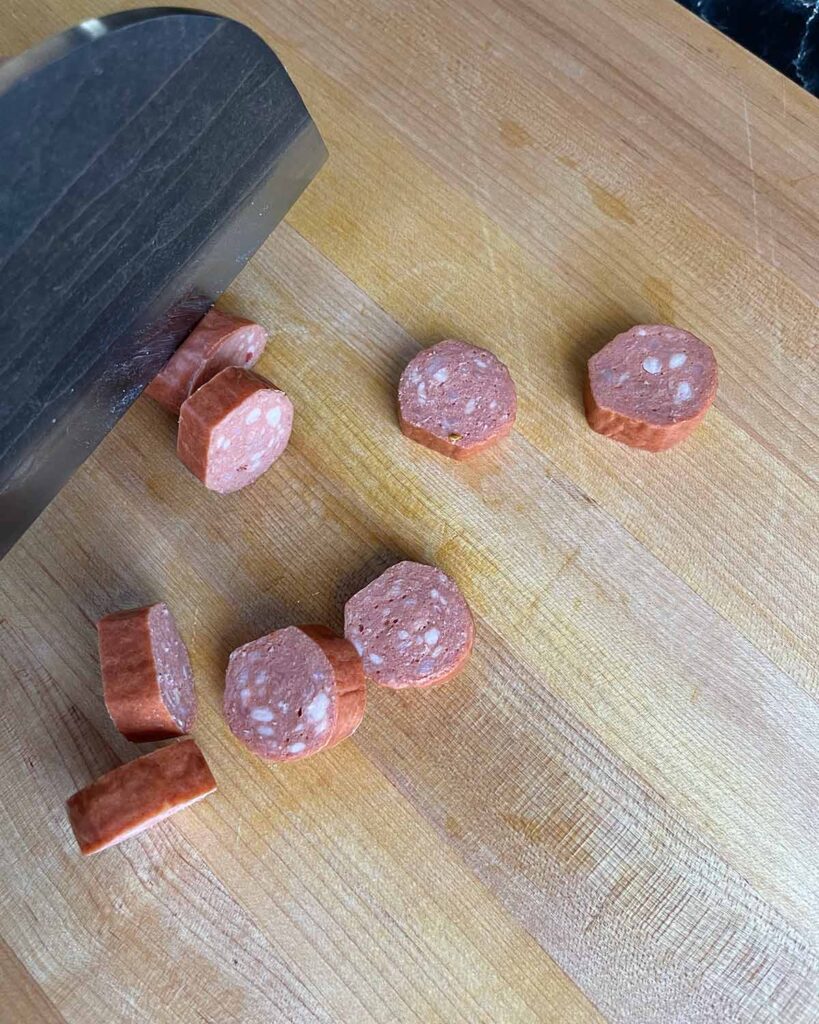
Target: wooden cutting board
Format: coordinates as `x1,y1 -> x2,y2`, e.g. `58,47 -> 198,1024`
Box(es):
2,1 -> 817,1021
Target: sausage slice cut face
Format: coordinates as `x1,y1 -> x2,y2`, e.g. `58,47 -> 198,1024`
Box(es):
98,602 -> 197,742
66,740 -> 217,855
178,367 -> 293,493
224,625 -> 366,762
344,561 -> 474,688
398,339 -> 517,458
146,309 -> 267,415
584,325 -> 718,451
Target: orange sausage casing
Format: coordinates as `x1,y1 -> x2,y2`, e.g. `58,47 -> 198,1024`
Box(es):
66,740 -> 216,855
98,603 -> 197,742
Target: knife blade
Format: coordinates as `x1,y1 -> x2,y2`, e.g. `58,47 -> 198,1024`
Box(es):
0,7 -> 327,556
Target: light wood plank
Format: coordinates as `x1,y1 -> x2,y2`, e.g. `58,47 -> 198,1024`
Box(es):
1,0 -> 818,1021
4,221 -> 816,1020
0,573 -> 602,1024
0,939 -> 66,1024
240,225 -> 819,941
268,40 -> 818,690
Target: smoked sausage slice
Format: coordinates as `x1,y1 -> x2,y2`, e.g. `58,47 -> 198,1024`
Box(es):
224,625 -> 366,762
584,325 -> 718,451
98,602 -> 197,742
66,740 -> 216,855
177,367 -> 293,493
344,561 -> 474,688
146,309 -> 267,415
398,339 -> 516,459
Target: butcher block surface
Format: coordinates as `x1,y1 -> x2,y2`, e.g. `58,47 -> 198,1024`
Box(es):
1,1 -> 818,1021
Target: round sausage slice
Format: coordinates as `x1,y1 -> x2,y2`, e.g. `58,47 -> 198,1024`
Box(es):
98,602 -> 197,742
344,561 -> 474,688
66,740 -> 217,856
145,309 -> 267,415
398,339 -> 516,459
178,367 -> 293,493
224,625 -> 366,762
584,325 -> 718,451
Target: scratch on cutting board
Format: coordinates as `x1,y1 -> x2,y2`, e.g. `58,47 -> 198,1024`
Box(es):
190,603 -> 201,649
388,257 -> 464,308
478,217 -> 524,341
742,96 -> 762,258
447,72 -> 523,338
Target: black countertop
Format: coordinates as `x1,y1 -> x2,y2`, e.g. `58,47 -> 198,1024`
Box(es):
678,0 -> 819,93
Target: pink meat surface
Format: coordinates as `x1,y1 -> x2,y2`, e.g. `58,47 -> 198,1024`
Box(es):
398,339 -> 516,458
585,325 -> 718,451
344,561 -> 474,688
177,367 -> 293,493
224,626 -> 365,761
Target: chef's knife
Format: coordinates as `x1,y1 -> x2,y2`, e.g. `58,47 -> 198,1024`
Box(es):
0,7 -> 327,557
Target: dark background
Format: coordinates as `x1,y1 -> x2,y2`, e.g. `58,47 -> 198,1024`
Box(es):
678,0 -> 819,94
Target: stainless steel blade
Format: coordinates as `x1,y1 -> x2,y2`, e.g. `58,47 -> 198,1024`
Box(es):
0,7 -> 327,556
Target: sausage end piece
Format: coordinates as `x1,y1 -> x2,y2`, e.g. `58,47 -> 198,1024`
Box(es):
98,603 -> 197,742
66,740 -> 216,855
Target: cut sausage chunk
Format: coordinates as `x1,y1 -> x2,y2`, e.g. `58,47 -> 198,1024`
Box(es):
344,561 -> 474,688
98,602 -> 196,742
584,325 -> 718,452
145,309 -> 267,415
224,625 -> 366,762
178,367 -> 293,493
66,740 -> 216,855
398,339 -> 517,459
